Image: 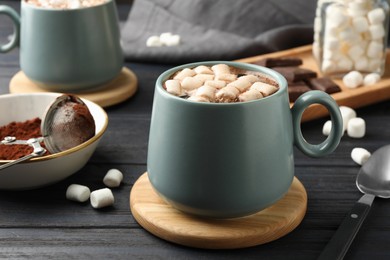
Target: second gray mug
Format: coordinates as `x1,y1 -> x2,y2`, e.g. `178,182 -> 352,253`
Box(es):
0,0 -> 123,91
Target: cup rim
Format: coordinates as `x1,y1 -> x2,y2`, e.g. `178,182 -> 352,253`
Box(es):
156,61 -> 288,106
21,0 -> 113,11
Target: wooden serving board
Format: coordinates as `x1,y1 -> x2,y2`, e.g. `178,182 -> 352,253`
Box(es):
9,67 -> 138,108
130,173 -> 307,249
237,45 -> 390,122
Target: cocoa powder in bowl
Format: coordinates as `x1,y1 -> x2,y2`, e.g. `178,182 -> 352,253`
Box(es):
0,118 -> 50,160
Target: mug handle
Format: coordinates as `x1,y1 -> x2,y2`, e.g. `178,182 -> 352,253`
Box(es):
0,5 -> 20,53
291,90 -> 343,157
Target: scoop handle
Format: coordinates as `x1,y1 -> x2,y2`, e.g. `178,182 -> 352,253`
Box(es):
318,193 -> 375,260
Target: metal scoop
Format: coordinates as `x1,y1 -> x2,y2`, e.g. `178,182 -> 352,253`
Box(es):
319,144 -> 390,260
0,94 -> 95,170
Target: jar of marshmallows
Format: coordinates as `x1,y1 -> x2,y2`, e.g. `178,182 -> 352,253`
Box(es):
313,0 -> 390,77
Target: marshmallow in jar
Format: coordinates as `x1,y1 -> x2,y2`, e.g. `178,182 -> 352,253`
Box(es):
313,0 -> 389,76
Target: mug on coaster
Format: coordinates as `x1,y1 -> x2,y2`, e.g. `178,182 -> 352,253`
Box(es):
0,0 -> 123,91
147,61 -> 343,219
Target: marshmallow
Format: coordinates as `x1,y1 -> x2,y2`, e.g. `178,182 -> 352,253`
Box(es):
368,8 -> 386,24
352,16 -> 369,33
103,169 -> 123,188
340,106 -> 357,132
211,64 -> 230,75
367,41 -> 384,58
238,89 -> 263,102
188,95 -> 210,103
66,184 -> 90,203
173,68 -> 196,81
369,24 -> 385,40
193,74 -> 214,84
322,120 -> 332,136
164,34 -> 181,46
363,73 -> 381,85
165,80 -> 182,96
239,75 -> 259,83
215,73 -> 237,82
351,147 -> 371,165
159,32 -> 173,44
194,65 -> 214,75
181,77 -> 203,91
216,85 -> 240,101
195,85 -> 216,101
354,57 -> 369,71
90,188 -> 114,209
343,71 -> 363,88
227,78 -> 252,92
204,80 -> 226,89
347,117 -> 366,138
250,82 -> 278,96
146,36 -> 163,47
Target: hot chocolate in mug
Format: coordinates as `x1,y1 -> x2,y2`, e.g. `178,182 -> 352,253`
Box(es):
0,0 -> 123,91
147,61 -> 343,218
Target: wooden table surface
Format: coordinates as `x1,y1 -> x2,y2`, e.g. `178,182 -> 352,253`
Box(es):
1,1 -> 390,259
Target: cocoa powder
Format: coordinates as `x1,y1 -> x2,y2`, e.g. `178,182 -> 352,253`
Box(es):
0,118 -> 50,160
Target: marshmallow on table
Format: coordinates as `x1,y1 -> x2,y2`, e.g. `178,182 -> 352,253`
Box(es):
90,188 -> 114,209
66,184 -> 90,203
351,148 -> 371,165
322,120 -> 332,136
103,169 -> 124,188
363,73 -> 381,85
347,117 -> 366,138
340,106 -> 357,132
343,71 -> 363,88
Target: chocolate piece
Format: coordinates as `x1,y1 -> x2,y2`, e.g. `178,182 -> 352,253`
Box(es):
306,77 -> 342,94
254,57 -> 303,68
288,81 -> 311,102
273,66 -> 317,83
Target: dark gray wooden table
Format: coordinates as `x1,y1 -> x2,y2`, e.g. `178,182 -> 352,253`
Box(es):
1,1 -> 390,259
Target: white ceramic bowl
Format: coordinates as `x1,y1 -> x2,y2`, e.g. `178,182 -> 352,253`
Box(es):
0,93 -> 108,190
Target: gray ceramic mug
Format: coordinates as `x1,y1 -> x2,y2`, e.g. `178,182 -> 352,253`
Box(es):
147,61 -> 343,218
0,0 -> 123,91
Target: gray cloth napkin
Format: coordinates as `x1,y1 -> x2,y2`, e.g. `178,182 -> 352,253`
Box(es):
121,0 -> 316,64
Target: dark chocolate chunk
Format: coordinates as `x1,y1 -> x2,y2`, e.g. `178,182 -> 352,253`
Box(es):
273,66 -> 317,83
288,81 -> 311,102
306,77 -> 341,94
254,57 -> 303,68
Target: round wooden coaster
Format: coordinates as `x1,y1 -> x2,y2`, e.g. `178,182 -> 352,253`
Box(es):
9,67 -> 138,107
130,172 -> 307,249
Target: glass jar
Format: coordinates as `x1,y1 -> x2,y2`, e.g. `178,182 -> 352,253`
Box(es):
313,0 -> 390,77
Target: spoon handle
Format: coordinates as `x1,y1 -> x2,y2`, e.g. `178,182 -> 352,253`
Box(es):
318,193 -> 375,260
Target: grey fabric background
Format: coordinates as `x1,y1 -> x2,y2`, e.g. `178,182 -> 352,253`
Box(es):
121,0 -> 318,64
